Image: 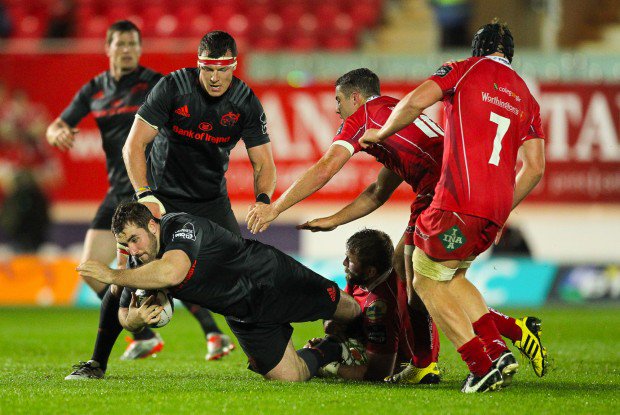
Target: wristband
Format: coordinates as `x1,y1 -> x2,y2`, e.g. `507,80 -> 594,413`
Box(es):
256,193 -> 271,204
116,243 -> 130,257
135,186 -> 151,195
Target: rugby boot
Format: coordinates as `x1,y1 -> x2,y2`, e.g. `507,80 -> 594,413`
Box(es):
64,360 -> 105,380
206,333 -> 235,361
514,316 -> 548,377
120,332 -> 164,360
385,361 -> 441,384
461,367 -> 503,393
493,350 -> 519,387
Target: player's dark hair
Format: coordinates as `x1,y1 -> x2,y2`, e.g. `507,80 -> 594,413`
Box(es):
111,202 -> 154,235
471,18 -> 514,63
198,30 -> 238,57
106,20 -> 142,45
346,229 -> 394,274
335,68 -> 380,99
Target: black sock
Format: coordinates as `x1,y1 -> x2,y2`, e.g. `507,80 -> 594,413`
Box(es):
296,338 -> 342,378
132,327 -> 155,340
91,287 -> 123,371
182,301 -> 221,334
95,285 -> 109,300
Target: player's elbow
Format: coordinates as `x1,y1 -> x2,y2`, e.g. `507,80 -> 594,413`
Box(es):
527,157 -> 545,183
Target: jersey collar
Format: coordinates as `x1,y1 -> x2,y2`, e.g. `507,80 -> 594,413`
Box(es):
485,56 -> 512,69
364,268 -> 393,291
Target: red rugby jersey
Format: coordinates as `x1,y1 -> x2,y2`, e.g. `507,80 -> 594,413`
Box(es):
428,56 -> 545,225
333,95 -> 443,196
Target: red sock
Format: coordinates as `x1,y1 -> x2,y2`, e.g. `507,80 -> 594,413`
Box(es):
409,306 -> 440,367
472,313 -> 508,361
488,307 -> 522,343
457,337 -> 492,377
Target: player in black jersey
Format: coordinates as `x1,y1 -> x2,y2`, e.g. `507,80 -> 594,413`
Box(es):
78,202 -> 361,381
122,31 -> 276,360
47,21 -> 231,380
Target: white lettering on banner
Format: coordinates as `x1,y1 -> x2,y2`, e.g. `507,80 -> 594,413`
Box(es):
291,92 -> 337,155
574,92 -> 620,161
539,93 -> 582,161
68,130 -> 105,161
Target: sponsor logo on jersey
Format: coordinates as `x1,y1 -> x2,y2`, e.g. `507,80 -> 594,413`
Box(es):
220,111 -> 240,126
415,227 -> 430,240
365,299 -> 387,323
327,286 -> 337,302
439,225 -> 466,252
367,324 -> 387,344
495,84 -> 522,102
481,92 -> 520,116
173,260 -> 197,291
198,122 -> 213,131
175,105 -> 191,117
173,222 -> 197,241
172,125 -> 231,144
434,65 -> 453,77
260,112 -> 267,134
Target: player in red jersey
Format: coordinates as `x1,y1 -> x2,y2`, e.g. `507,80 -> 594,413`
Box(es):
360,20 -> 546,393
313,229 -> 439,382
247,68 -> 442,381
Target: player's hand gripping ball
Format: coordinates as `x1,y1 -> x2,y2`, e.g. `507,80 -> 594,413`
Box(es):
135,289 -> 174,328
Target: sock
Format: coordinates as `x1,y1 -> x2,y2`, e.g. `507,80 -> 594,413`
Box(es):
91,287 -> 123,371
472,312 -> 508,361
408,305 -> 439,367
457,337 -> 492,377
488,307 -> 522,343
132,327 -> 155,341
95,285 -> 109,300
182,301 -> 221,334
296,338 -> 343,378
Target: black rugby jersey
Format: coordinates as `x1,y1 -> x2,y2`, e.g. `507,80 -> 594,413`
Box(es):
120,212 -> 279,321
137,69 -> 270,202
60,66 -> 162,195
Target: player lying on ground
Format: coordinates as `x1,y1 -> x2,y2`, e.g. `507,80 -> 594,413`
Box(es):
307,229 -> 440,383
77,202 -> 362,381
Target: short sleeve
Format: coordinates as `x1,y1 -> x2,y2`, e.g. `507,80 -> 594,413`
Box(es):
332,112 -> 365,155
60,80 -> 95,127
241,92 -> 270,148
162,217 -> 203,262
136,77 -> 172,128
428,61 -> 463,95
524,97 -> 545,141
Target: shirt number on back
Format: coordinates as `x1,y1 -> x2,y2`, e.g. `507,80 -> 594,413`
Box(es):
488,112 -> 510,166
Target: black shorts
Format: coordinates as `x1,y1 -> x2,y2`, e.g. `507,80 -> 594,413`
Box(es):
226,249 -> 341,375
158,194 -> 241,236
90,192 -> 133,230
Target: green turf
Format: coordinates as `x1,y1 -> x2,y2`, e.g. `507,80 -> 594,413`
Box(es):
0,306 -> 619,415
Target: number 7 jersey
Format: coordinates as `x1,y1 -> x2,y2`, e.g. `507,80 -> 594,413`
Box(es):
428,56 -> 545,226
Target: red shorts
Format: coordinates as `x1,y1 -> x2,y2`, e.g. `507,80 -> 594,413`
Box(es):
413,207 -> 500,260
404,194 -> 433,247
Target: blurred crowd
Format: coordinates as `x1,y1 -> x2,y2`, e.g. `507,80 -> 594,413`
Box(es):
0,81 -> 61,252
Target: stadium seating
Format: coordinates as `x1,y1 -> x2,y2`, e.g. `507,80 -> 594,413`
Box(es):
4,0 -> 386,51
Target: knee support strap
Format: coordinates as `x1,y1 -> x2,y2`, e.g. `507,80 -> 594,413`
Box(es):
412,248 -> 458,281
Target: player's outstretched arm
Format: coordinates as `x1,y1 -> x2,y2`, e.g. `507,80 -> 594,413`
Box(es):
512,138 -> 545,209
359,80 -> 443,148
297,167 -> 403,232
246,144 -> 352,234
46,117 -> 79,151
77,250 -> 191,289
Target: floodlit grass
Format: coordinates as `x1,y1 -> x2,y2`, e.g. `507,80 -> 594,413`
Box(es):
0,306 -> 618,414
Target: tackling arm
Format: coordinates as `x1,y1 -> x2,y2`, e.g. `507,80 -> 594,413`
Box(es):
298,167 -> 403,232
77,250 -> 191,289
247,142 -> 277,199
359,80 -> 443,147
246,144 -> 352,233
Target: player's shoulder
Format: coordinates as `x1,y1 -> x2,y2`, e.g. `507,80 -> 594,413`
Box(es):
138,66 -> 163,84
166,67 -> 198,96
85,70 -> 109,89
226,77 -> 256,107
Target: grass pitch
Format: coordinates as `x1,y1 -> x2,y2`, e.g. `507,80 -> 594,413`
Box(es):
0,306 -> 618,415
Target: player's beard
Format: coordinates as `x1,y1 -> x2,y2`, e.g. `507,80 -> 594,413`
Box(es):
345,270 -> 369,286
141,231 -> 159,263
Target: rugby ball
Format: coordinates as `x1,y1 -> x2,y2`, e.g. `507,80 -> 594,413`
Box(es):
135,289 -> 174,328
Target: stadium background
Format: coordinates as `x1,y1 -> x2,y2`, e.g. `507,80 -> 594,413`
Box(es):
0,0 -> 618,312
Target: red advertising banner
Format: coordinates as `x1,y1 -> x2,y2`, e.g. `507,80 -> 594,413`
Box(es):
2,54 -> 619,203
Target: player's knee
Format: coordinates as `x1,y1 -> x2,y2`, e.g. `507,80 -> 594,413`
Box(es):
412,248 -> 457,282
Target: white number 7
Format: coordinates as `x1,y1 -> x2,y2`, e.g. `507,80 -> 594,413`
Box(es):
488,112 -> 510,166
